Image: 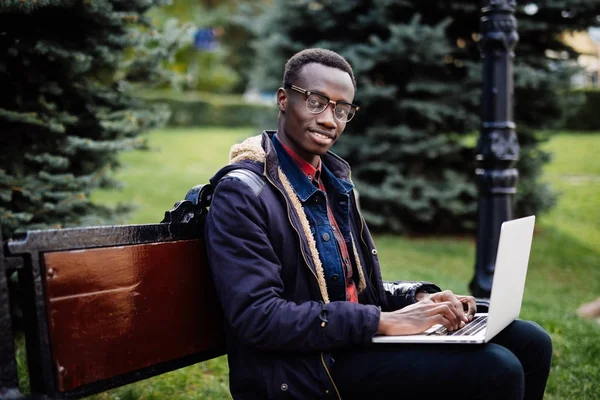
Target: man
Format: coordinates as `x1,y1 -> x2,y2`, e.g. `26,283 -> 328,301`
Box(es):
205,48 -> 552,399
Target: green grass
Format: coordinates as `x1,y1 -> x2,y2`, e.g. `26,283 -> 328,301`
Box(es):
18,128 -> 599,399
90,127 -> 255,225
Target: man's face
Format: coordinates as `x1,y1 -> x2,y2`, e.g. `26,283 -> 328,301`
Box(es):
277,63 -> 355,166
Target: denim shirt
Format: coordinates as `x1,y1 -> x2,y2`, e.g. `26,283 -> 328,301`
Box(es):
273,135 -> 354,301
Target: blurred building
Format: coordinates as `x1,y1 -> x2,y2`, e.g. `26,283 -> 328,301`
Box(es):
563,28 -> 600,88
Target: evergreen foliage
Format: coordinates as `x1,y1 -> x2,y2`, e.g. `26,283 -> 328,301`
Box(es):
252,0 -> 599,234
0,0 -> 191,237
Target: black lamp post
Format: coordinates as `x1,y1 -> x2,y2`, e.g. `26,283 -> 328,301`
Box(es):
470,0 -> 520,298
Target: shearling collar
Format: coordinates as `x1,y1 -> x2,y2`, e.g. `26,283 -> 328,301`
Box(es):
229,131 -> 353,183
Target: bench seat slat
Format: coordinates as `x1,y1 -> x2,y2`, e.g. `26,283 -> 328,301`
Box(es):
42,239 -> 225,393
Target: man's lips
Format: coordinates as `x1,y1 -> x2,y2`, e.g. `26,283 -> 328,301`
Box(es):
308,128 -> 336,140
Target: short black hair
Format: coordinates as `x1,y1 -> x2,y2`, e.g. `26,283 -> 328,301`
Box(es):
283,48 -> 356,89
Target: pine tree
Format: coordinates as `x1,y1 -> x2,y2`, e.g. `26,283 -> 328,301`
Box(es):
252,0 -> 598,234
0,0 -> 191,238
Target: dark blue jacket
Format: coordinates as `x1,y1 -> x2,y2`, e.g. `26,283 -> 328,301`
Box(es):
205,131 -> 439,399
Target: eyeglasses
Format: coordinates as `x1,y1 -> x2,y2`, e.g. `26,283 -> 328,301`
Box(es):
286,84 -> 359,123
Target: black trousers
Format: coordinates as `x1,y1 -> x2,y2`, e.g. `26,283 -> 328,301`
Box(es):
331,320 -> 552,400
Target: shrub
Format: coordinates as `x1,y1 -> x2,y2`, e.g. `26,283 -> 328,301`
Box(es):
144,90 -> 278,128
562,89 -> 600,131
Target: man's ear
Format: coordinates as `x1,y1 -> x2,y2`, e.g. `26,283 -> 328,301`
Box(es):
276,87 -> 287,112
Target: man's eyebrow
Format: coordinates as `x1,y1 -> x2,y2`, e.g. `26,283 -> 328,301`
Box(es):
306,88 -> 327,97
309,89 -> 353,104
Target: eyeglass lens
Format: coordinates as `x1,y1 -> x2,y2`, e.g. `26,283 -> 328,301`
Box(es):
306,93 -> 356,122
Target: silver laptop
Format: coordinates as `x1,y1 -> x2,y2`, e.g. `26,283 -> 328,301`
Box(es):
372,215 -> 535,345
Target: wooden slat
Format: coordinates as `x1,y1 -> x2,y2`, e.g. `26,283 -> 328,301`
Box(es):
42,239 -> 224,392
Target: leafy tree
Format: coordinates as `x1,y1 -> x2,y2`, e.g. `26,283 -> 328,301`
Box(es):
0,0 -> 191,238
252,0 -> 599,234
149,0 -> 269,93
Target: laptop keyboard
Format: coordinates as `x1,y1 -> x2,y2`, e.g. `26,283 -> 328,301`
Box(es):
426,315 -> 488,336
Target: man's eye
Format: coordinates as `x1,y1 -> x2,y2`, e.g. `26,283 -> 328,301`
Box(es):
335,107 -> 350,117
308,96 -> 326,107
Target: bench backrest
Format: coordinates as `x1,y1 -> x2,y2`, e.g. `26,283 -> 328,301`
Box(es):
0,184 -> 225,399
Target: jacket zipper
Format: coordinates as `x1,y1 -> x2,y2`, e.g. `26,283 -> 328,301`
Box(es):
265,169 -> 341,400
321,353 -> 342,399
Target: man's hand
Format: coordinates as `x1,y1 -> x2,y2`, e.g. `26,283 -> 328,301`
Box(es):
416,290 -> 477,321
377,290 -> 477,336
377,295 -> 468,336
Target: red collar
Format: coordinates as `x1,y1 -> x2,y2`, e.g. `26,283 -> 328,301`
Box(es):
277,138 -> 322,184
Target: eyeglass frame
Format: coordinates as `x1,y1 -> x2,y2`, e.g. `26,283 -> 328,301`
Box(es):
284,84 -> 360,123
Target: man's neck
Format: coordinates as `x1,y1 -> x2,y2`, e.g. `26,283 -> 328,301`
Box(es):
275,134 -> 320,169
274,134 -> 322,182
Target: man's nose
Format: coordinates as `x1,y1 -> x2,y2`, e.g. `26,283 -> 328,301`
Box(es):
316,103 -> 338,129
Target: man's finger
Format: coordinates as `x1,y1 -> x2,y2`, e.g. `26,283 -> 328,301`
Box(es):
448,295 -> 469,322
458,295 -> 477,320
429,303 -> 463,331
467,297 -> 477,317
433,291 -> 469,323
441,300 -> 466,328
433,313 -> 455,332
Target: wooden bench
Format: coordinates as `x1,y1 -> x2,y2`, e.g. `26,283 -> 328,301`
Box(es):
0,184 -> 225,399
1,182 -> 492,400
0,3 -> 516,397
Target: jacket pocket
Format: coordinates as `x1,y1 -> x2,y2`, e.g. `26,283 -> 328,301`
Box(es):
264,353 -> 332,399
263,358 -> 293,400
